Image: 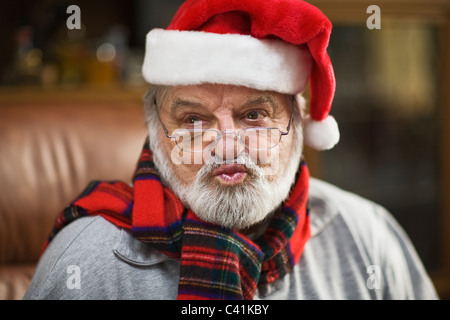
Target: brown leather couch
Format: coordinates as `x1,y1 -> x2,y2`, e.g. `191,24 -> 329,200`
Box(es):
0,87 -> 148,299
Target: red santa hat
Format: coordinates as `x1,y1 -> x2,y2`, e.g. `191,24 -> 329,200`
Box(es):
142,0 -> 339,150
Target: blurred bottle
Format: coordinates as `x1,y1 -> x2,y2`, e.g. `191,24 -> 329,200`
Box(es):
5,26 -> 43,85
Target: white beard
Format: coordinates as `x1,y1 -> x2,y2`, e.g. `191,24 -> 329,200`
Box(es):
147,110 -> 303,231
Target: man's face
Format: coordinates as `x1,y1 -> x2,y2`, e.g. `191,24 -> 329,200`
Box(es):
150,84 -> 303,231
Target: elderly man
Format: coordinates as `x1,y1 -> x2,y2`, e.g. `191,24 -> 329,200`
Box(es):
24,0 -> 437,300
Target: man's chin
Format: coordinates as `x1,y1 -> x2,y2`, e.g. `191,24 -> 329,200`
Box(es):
184,179 -> 271,230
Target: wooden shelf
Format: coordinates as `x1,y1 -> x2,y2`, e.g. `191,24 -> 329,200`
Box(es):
0,85 -> 148,106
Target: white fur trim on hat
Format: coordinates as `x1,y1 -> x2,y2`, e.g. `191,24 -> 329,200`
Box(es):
142,29 -> 313,94
303,114 -> 340,151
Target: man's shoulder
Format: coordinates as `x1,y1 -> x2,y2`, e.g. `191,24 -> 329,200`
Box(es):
309,177 -> 384,213
23,216 -> 120,298
45,215 -> 122,260
308,177 -> 416,272
24,216 -> 178,299
307,177 -> 408,266
289,178 -> 438,300
308,177 -> 391,237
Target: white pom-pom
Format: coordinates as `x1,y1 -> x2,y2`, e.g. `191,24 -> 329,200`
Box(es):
303,115 -> 340,150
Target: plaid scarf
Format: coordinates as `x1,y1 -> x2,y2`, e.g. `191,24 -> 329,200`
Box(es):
44,138 -> 311,300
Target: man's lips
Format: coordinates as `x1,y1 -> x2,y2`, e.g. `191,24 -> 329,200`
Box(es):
212,164 -> 247,184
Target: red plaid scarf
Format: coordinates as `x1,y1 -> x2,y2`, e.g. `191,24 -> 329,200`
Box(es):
45,138 -> 311,300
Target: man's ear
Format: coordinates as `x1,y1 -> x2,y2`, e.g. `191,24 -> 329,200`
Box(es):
294,94 -> 307,120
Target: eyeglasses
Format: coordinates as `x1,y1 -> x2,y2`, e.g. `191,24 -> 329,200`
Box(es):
155,100 -> 292,153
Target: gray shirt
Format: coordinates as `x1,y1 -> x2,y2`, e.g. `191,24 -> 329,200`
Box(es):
23,178 -> 439,300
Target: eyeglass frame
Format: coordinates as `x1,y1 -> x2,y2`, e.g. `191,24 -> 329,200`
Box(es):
154,98 -> 293,153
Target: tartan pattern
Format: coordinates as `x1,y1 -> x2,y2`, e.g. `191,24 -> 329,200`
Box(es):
44,137 -> 310,300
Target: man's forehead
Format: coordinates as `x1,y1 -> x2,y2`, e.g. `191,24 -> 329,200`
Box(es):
164,84 -> 285,112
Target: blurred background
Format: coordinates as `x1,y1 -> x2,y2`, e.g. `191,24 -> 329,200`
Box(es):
0,0 -> 449,299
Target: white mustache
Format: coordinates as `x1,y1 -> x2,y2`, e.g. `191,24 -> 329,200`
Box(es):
199,152 -> 264,179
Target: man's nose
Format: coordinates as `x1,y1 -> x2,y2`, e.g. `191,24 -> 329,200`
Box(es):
212,118 -> 244,160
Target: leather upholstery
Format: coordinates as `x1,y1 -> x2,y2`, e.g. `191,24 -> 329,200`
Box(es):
0,89 -> 148,299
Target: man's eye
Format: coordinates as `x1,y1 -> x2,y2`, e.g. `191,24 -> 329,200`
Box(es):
246,110 -> 267,120
187,116 -> 201,124
246,111 -> 261,120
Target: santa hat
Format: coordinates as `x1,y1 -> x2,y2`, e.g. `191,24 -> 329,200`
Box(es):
142,0 -> 339,150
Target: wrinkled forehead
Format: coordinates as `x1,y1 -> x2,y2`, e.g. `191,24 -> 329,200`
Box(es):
156,84 -> 293,114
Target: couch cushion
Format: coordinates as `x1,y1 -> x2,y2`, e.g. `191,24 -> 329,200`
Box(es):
0,265 -> 36,300
0,88 -> 148,265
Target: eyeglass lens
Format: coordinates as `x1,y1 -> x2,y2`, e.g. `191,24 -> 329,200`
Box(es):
173,128 -> 281,152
